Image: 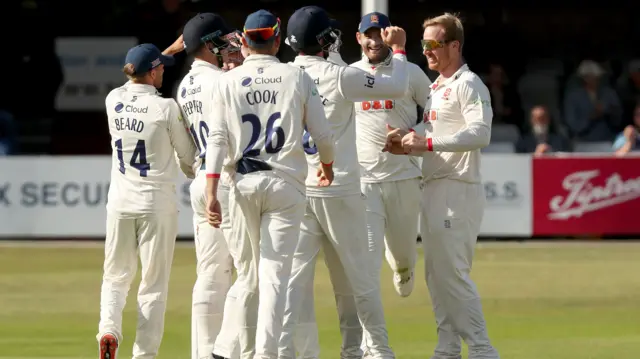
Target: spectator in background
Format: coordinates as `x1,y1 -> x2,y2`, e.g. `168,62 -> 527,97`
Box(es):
516,105 -> 571,155
564,60 -> 623,141
616,59 -> 640,124
0,110 -> 17,155
612,103 -> 640,155
485,62 -> 522,129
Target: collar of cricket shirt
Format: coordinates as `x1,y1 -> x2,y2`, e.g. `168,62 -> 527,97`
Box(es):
363,48 -> 393,70
192,59 -> 222,72
430,63 -> 469,91
243,54 -> 280,64
126,82 -> 159,94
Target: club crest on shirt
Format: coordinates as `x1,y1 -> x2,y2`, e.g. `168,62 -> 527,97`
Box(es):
360,100 -> 395,112
442,88 -> 451,100
424,109 -> 437,122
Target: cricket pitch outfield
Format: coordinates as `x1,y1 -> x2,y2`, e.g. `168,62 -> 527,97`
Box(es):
0,240 -> 639,359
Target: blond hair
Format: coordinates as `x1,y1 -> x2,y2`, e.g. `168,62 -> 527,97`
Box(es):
122,63 -> 145,82
422,12 -> 464,50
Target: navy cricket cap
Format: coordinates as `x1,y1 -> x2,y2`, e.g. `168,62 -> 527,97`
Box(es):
124,43 -> 175,75
243,9 -> 281,48
183,13 -> 232,54
286,6 -> 339,52
359,12 -> 391,33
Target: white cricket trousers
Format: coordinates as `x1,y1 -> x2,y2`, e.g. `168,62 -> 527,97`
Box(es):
213,171 -> 305,359
97,211 -> 178,359
361,178 -> 421,278
421,179 -> 499,359
190,173 -> 234,359
279,195 -> 395,359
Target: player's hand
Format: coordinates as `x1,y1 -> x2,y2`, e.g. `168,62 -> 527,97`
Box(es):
623,125 -> 637,141
206,197 -> 222,228
401,131 -> 428,154
534,142 -> 551,155
163,35 -> 185,56
381,26 -> 406,51
383,124 -> 410,154
316,163 -> 334,187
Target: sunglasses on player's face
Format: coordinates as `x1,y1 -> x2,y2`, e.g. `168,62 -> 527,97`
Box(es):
421,39 -> 449,51
243,18 -> 281,42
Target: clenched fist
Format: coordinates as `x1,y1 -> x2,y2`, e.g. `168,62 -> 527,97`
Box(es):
381,26 -> 406,52
401,131 -> 429,154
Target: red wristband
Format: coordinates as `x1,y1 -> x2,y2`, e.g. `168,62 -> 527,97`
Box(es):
427,138 -> 433,152
321,161 -> 333,166
409,128 -> 415,133
206,173 -> 221,179
393,49 -> 407,55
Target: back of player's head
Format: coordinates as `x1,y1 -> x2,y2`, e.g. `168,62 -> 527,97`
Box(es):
242,9 -> 281,52
183,13 -> 235,55
286,6 -> 341,56
122,43 -> 175,87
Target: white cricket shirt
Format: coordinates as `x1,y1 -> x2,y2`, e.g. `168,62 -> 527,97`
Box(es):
105,82 -> 198,216
176,59 -> 232,184
291,51 -> 410,197
205,54 -> 335,194
351,51 -> 431,183
415,64 -> 493,184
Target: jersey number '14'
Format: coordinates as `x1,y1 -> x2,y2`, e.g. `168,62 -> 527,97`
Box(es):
115,139 -> 150,177
242,112 -> 285,156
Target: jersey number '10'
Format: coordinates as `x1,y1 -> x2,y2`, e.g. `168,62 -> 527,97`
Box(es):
190,121 -> 210,159
242,112 -> 285,156
115,139 -> 150,177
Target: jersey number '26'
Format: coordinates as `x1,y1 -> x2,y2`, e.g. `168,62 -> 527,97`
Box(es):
115,139 -> 150,177
241,112 -> 285,156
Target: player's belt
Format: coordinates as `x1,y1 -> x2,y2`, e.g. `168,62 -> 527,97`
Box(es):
236,157 -> 272,175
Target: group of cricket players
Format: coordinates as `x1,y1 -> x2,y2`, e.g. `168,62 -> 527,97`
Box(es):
96,5 -> 499,359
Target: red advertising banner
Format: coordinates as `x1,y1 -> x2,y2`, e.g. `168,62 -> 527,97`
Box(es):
533,156 -> 640,235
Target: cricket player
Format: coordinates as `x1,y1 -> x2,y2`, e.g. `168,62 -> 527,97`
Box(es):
351,12 -> 431,297
384,13 -> 500,359
176,13 -> 244,359
98,43 -> 198,359
204,9 -> 336,359
278,6 -> 409,359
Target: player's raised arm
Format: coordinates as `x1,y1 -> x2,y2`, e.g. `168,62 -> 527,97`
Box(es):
302,71 -> 336,167
166,99 -> 198,178
339,26 -> 409,102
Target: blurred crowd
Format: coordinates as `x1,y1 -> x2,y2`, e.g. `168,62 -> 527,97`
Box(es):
1,0 -> 639,157
478,59 -> 640,156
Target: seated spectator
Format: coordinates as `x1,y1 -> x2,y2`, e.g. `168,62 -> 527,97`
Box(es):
516,105 -> 571,155
612,103 -> 640,155
563,60 -> 623,141
616,59 -> 640,124
0,110 -> 17,155
484,63 -> 522,129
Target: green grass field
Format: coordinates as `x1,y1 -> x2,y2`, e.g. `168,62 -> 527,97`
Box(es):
1,241 -> 640,359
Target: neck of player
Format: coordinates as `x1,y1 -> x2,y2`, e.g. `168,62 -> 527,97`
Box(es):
438,57 -> 465,79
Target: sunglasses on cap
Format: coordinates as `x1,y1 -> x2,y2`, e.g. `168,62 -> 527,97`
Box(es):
244,18 -> 281,42
421,39 -> 452,51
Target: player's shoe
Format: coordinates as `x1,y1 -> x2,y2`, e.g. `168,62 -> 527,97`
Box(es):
212,354 -> 228,359
393,269 -> 414,297
98,332 -> 118,359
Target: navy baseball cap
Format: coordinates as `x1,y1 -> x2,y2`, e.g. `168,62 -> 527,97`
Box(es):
243,9 -> 281,48
358,12 -> 391,33
124,43 -> 175,75
286,6 -> 339,52
183,13 -> 232,54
